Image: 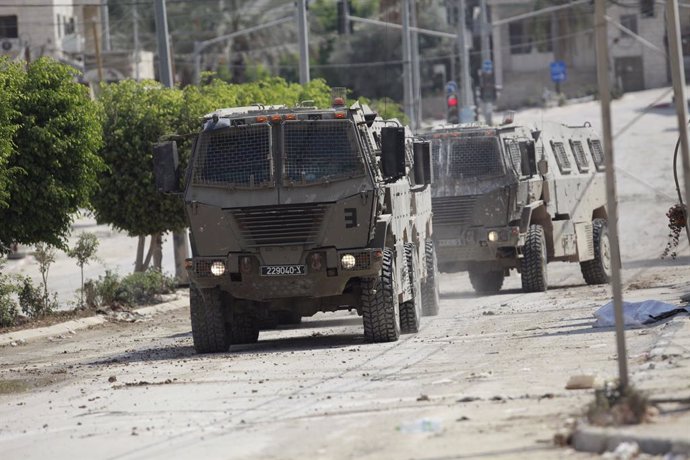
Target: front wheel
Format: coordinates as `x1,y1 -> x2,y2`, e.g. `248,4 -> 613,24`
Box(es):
521,224 -> 548,292
421,239 -> 440,316
361,248 -> 400,343
190,286 -> 231,353
399,243 -> 422,334
580,218 -> 612,285
468,269 -> 504,294
229,312 -> 260,345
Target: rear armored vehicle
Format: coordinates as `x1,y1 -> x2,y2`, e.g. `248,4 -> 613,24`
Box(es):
154,96 -> 439,353
424,120 -> 610,293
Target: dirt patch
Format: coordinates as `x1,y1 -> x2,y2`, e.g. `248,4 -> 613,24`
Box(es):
0,379 -> 30,394
0,309 -> 98,334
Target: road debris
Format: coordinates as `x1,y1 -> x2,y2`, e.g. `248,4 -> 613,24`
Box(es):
397,418 -> 443,434
565,375 -> 596,390
593,300 -> 689,328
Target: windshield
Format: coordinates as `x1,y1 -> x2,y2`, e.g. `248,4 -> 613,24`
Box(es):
283,120 -> 364,185
433,136 -> 504,180
192,124 -> 273,188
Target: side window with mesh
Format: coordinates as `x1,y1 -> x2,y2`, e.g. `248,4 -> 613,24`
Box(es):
504,140 -> 522,176
588,139 -> 606,171
551,141 -> 572,174
570,140 -> 589,173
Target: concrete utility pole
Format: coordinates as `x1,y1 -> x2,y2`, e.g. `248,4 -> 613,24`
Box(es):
101,0 -> 111,51
297,0 -> 310,84
594,0 -> 628,390
456,0 -> 474,122
479,0 -> 492,125
154,0 -> 190,285
666,0 -> 690,239
410,0 -> 422,130
402,0 -> 415,127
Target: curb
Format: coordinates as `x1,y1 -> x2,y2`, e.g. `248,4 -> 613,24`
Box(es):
0,295 -> 189,347
572,425 -> 690,456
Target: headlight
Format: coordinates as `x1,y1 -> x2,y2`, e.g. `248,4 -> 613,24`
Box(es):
341,254 -> 356,270
487,230 -> 499,242
210,261 -> 226,276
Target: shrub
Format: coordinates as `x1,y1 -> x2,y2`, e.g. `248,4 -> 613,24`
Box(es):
0,273 -> 19,327
92,269 -> 175,307
18,276 -> 56,318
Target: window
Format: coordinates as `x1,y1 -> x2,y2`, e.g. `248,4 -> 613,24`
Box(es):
504,140 -> 523,176
435,136 -> 504,179
65,17 -> 75,35
551,141 -> 572,174
509,18 -> 552,55
0,15 -> 18,39
509,22 -> 531,54
620,15 -> 638,37
588,139 -> 606,171
570,140 -> 589,173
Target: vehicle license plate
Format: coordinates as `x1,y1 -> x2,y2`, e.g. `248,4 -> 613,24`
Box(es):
438,238 -> 466,247
260,265 -> 306,276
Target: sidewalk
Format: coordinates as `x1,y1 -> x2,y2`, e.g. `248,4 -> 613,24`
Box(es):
571,305 -> 690,457
0,294 -> 189,347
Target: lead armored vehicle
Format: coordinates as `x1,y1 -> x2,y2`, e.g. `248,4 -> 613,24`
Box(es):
424,120 -> 610,293
154,97 -> 439,353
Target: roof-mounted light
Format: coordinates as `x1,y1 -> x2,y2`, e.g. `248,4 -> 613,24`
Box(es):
255,115 -> 268,123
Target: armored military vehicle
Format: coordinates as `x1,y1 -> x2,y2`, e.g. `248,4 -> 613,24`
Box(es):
424,120 -> 610,293
154,97 -> 439,353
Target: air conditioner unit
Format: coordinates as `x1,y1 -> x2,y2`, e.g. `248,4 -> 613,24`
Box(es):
0,38 -> 21,54
62,33 -> 84,54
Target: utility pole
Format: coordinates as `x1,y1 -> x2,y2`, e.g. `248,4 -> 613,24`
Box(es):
594,0 -> 628,390
479,0 -> 492,125
456,0 -> 474,122
133,2 -> 140,81
666,0 -> 690,242
410,0 -> 422,130
402,0 -> 415,128
154,0 -> 190,285
92,21 -> 103,82
297,0 -> 310,84
101,0 -> 111,51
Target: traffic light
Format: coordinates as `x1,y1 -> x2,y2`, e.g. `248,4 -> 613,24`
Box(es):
447,93 -> 459,124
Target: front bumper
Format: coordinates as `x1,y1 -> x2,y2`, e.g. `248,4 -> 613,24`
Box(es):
188,248 -> 383,301
435,225 -> 521,268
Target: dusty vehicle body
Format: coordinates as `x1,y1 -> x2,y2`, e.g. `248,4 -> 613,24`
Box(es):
154,101 -> 439,352
423,121 -> 611,293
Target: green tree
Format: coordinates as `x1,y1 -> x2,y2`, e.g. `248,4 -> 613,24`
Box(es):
0,58 -> 104,251
67,232 -> 100,308
0,58 -> 23,213
93,80 -> 185,272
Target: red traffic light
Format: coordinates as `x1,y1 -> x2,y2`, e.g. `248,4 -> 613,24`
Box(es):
447,95 -> 458,107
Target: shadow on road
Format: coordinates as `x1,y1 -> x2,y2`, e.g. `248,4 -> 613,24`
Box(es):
232,332 -> 364,354
296,316 -> 362,330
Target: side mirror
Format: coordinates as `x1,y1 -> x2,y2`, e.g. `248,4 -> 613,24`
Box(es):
519,141 -> 538,177
380,127 -> 406,180
413,141 -> 432,185
153,141 -> 180,193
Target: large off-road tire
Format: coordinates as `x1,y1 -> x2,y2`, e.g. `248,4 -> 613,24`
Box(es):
399,243 -> 422,334
580,218 -> 612,285
361,248 -> 400,343
230,312 -> 260,345
421,239 -> 440,316
468,269 -> 504,294
190,286 -> 231,353
521,224 -> 548,292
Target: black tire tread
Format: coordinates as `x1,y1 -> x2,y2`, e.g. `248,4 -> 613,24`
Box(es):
399,243 -> 421,334
190,286 -> 230,353
361,248 -> 400,343
230,313 -> 259,345
521,224 -> 548,293
581,218 -> 611,285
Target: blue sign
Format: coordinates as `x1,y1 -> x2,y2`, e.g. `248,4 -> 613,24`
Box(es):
550,60 -> 567,83
482,59 -> 493,74
446,80 -> 458,95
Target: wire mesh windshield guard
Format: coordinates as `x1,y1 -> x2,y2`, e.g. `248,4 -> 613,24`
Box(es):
282,119 -> 364,185
433,136 -> 504,180
192,123 -> 273,188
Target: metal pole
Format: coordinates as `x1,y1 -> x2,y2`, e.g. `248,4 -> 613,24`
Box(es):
666,0 -> 690,241
154,0 -> 190,285
154,0 -> 173,87
101,0 -> 111,51
595,0 -> 628,390
92,21 -> 103,82
480,0 -> 492,125
297,0 -> 310,84
193,42 -> 202,85
456,0 -> 473,122
402,0 -> 415,127
410,0 -> 422,130
133,2 -> 140,81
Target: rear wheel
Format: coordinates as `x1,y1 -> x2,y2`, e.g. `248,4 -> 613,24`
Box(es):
521,224 -> 548,292
580,218 -> 612,285
468,269 -> 504,294
190,286 -> 231,353
421,239 -> 440,316
361,248 -> 400,343
399,243 -> 422,334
